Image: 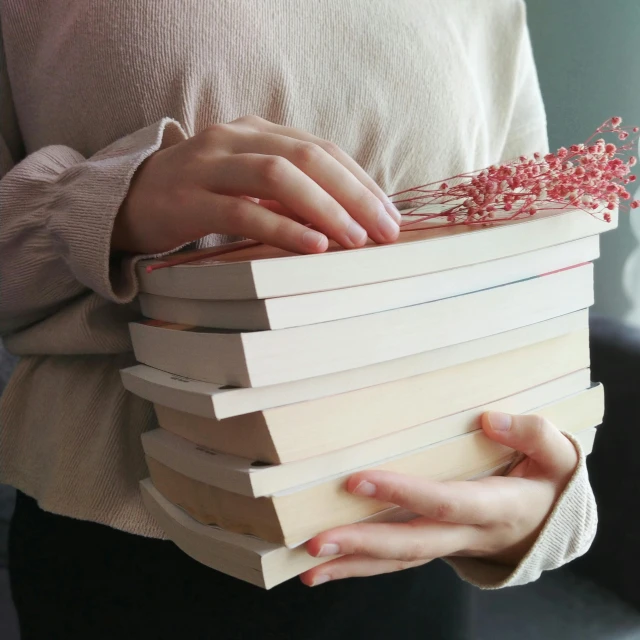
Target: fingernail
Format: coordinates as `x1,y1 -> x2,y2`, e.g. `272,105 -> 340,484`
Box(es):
345,220 -> 368,247
352,480 -> 377,496
488,411 -> 512,432
311,574 -> 331,586
302,230 -> 327,251
383,198 -> 402,224
377,208 -> 400,241
317,543 -> 340,557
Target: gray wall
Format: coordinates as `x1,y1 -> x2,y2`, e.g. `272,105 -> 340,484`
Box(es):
525,0 -> 640,320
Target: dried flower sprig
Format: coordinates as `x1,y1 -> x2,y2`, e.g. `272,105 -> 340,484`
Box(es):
147,117 -> 639,272
391,116 -> 640,231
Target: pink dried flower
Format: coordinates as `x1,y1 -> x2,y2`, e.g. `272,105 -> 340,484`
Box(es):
389,116 -> 640,230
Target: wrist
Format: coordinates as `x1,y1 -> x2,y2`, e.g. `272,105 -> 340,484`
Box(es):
111,153 -> 157,255
111,203 -> 133,254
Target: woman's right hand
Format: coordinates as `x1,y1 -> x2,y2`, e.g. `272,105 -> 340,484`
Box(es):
111,115 -> 401,256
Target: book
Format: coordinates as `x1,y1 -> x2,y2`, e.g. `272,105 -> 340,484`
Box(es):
121,310 -> 588,420
141,426 -> 598,589
136,208 -> 616,300
150,330 -> 589,463
129,265 -> 594,387
143,382 -> 602,547
138,237 -> 599,330
136,472 -> 472,589
143,372 -> 592,498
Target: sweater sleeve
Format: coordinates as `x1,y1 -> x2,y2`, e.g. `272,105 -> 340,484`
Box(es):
444,432 -> 598,588
0,113 -> 188,336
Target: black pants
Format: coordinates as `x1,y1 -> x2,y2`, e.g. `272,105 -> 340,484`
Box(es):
9,491 -> 472,640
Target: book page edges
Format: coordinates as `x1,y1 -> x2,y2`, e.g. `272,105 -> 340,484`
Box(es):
251,209 -> 613,298
141,376 -> 597,499
121,311 -> 590,420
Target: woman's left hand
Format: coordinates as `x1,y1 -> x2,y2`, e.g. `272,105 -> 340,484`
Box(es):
300,410 -> 579,587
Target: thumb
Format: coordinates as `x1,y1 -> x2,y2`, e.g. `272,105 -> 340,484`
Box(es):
481,411 -> 579,478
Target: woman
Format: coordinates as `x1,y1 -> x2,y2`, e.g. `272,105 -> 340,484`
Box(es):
0,1 -> 596,638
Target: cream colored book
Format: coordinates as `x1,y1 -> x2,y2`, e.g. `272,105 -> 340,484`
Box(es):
151,330 -> 590,463
138,237 -> 598,330
140,478 -> 423,589
143,382 -> 602,547
121,311 -> 588,419
137,207 -> 615,300
141,426 -> 598,589
143,372 -> 592,498
129,265 -> 594,387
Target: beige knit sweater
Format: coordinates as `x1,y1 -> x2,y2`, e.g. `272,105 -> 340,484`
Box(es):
0,0 -> 596,588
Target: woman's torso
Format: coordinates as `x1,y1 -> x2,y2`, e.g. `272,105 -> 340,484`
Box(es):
0,0 -> 544,545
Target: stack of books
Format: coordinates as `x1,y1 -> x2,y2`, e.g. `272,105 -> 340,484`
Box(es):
121,207 -> 613,589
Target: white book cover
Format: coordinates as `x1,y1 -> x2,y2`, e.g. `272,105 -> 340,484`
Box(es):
129,264 -> 594,387
138,236 -> 599,330
137,207 -> 616,300
121,310 -> 589,419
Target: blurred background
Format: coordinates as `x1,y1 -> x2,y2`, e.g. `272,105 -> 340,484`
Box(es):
1,1 -> 639,638
526,0 -> 640,324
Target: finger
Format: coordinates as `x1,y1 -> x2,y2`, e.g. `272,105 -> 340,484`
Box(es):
182,190 -> 328,254
343,470 -> 502,525
481,411 -> 578,480
255,199 -> 307,224
203,153 -> 376,249
231,115 -> 402,223
306,518 -> 477,562
241,196 -> 307,224
229,130 -> 400,242
300,555 -> 427,587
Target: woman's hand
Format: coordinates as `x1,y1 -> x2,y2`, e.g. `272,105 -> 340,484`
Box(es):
300,411 -> 580,587
111,115 -> 400,255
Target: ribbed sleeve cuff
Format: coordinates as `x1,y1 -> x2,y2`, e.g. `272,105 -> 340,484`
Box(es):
444,431 -> 598,589
46,118 -> 188,303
